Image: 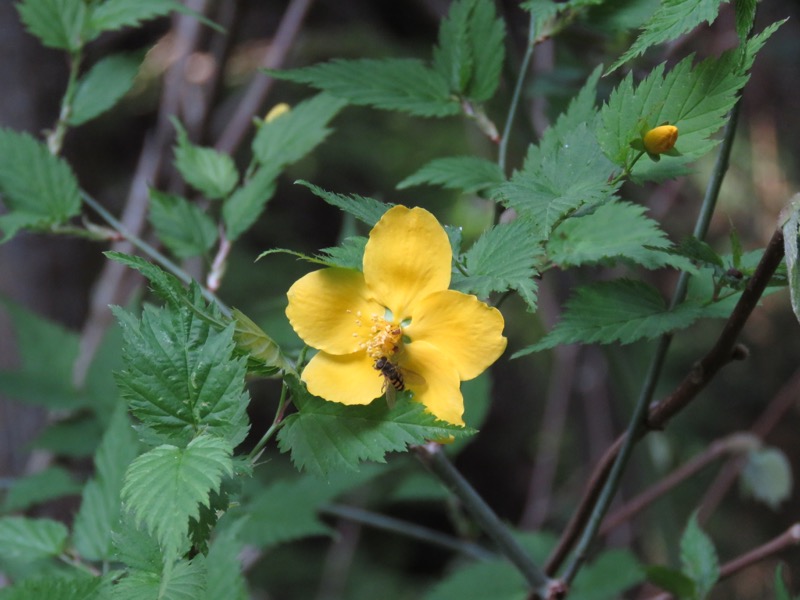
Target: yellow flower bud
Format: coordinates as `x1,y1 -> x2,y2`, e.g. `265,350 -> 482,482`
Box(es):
264,103 -> 290,123
643,124 -> 678,155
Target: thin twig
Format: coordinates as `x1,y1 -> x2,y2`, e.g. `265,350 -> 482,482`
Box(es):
214,0 -> 315,154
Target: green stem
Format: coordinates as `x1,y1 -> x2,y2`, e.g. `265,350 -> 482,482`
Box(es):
48,50 -> 82,155
498,11 -> 536,176
416,444 -> 557,597
249,383 -> 289,463
559,100 -> 744,584
321,504 -> 496,562
80,190 -> 231,317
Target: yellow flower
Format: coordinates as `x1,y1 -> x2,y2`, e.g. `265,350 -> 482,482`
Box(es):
643,124 -> 679,155
286,205 -> 507,425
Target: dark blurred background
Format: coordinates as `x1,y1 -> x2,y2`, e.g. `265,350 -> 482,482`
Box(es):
1,1 -> 799,598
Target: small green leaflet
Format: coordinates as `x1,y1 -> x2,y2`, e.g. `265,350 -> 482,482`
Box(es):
70,54 -> 140,126
433,0 -> 505,102
0,129 -> 82,242
317,236 -> 368,270
740,447 -> 793,510
86,0 -> 223,40
277,387 -> 473,477
645,565 -> 697,598
251,93 -> 346,169
496,123 -> 619,239
397,156 -> 505,194
569,549 -> 644,600
780,194 -> 800,325
297,181 -> 390,226
2,466 -> 80,513
680,513 -> 719,599
514,279 -> 705,355
607,0 -> 727,73
114,557 -> 207,600
149,189 -> 218,258
271,58 -> 460,118
16,0 -> 86,51
204,522 -> 248,600
172,120 -> 239,200
0,517 -> 68,562
113,303 -> 250,447
222,166 -> 278,242
547,201 -> 695,271
0,575 -> 108,600
121,434 -> 233,558
452,219 -> 543,312
105,251 -> 187,307
72,405 -> 139,561
734,0 -> 757,41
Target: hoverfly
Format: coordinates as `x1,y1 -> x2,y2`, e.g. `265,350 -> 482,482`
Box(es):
373,355 -> 425,408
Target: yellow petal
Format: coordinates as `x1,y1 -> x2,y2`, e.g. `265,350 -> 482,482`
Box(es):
286,268 -> 383,355
402,340 -> 464,426
405,290 -> 507,381
302,351 -> 385,405
363,206 -> 452,319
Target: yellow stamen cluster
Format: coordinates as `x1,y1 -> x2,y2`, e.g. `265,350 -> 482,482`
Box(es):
364,316 -> 403,361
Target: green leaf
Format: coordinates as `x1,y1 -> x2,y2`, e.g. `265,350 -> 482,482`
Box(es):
740,448 -> 793,510
666,236 -> 725,269
0,575 -> 107,600
114,557 -> 207,600
203,521 -> 247,600
1,467 -> 80,513
496,124 -> 619,239
172,120 -> 238,200
271,58 -> 460,118
317,236 -> 368,270
149,190 -> 218,258
571,549 -> 644,600
16,0 -> 87,51
397,156 -> 505,194
608,0 -> 726,73
222,167 -> 278,242
104,251 -> 187,308
680,513 -> 719,599
733,0 -> 757,41
0,517 -> 68,562
547,201 -> 694,271
87,0 -> 222,39
425,559 -> 526,600
781,194 -> 800,325
645,565 -> 697,598
73,405 -> 139,561
122,435 -> 233,557
0,129 -> 82,242
297,181 -> 390,226
113,303 -> 249,446
231,308 -> 294,376
277,387 -> 473,476
0,299 -> 82,409
515,279 -> 705,355
252,93 -> 347,168
453,219 -> 542,311
111,512 -> 163,573
433,0 -> 505,101
773,565 -> 799,600
70,54 -> 140,125
31,414 -> 104,458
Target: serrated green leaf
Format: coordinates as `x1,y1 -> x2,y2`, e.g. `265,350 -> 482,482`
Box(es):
733,0 -> 757,40
73,405 -> 139,561
113,303 -> 249,446
781,194 -> 800,325
222,166 -> 278,242
552,65 -> 603,138
122,435 -> 233,557
680,513 -> 719,599
203,521 -> 248,600
740,448 -> 793,510
515,279 -> 705,355
104,251 -> 187,308
172,121 -> 238,200
571,549 -> 644,600
496,124 -> 619,238
149,190 -> 218,258
70,54 -> 140,125
252,93 -> 346,168
453,219 -> 542,311
317,236 -> 368,270
608,0 -> 726,73
297,181 -> 390,226
114,557 -> 207,600
87,0 -> 222,40
0,575 -> 107,600
2,467 -> 80,513
271,58 -> 460,117
645,564 -> 697,598
16,0 -> 86,51
0,517 -> 68,562
433,0 -> 475,95
547,201 -> 695,271
231,308 -> 293,376
0,128 -> 82,241
398,156 -> 505,194
111,512 -> 164,573
277,389 -> 473,476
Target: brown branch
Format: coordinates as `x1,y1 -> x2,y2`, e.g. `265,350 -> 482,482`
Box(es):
544,227 -> 786,575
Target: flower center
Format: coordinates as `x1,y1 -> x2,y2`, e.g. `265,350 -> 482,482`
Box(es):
364,315 -> 403,361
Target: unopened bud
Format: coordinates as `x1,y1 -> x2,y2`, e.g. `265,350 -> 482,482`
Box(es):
264,103 -> 290,123
643,124 -> 679,155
